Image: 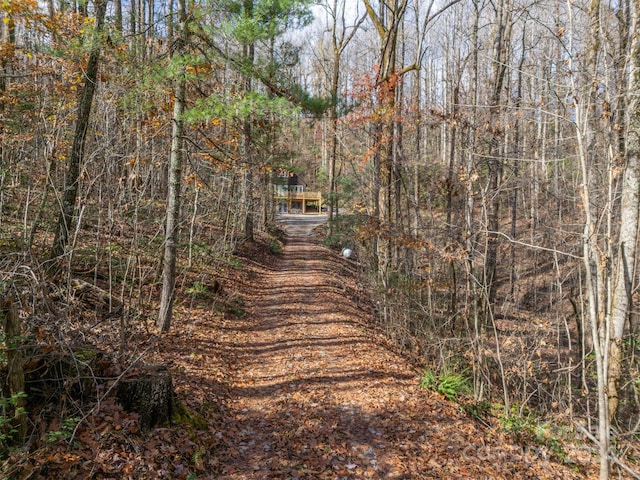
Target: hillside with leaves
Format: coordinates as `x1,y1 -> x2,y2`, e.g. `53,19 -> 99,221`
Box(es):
3,0 -> 640,478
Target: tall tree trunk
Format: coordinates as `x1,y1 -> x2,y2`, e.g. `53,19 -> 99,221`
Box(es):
50,0 -> 108,262
483,0 -> 511,310
0,7 -> 15,167
327,0 -> 341,233
608,0 -> 640,423
242,0 -> 256,242
570,1 -> 610,476
325,0 -> 365,234
466,0 -> 485,402
510,29 -> 526,296
447,84 -> 459,318
157,0 -> 186,333
328,45 -> 339,232
363,0 -> 408,283
114,0 -> 123,33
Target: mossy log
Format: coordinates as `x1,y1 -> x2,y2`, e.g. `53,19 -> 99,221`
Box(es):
116,365 -> 173,430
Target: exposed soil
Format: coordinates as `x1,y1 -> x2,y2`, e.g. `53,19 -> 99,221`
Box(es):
207,216 -> 595,479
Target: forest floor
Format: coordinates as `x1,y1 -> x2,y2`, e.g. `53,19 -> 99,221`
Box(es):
4,216 -> 601,479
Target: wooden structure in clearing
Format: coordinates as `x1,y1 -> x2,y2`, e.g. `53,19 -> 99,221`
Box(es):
274,172 -> 323,214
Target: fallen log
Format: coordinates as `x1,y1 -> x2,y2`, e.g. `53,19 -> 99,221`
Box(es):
71,278 -> 123,318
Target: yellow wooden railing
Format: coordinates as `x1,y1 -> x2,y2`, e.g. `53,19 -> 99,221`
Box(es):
274,191 -> 323,214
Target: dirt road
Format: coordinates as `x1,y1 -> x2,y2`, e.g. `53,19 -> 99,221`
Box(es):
275,213 -> 329,237
214,219 -> 590,478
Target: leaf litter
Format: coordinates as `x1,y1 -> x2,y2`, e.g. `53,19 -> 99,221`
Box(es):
3,227 -> 599,479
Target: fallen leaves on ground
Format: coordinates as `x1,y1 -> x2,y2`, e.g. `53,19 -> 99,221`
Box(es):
4,231 -> 599,479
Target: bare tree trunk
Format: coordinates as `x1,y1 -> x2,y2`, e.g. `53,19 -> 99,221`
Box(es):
508,28 -> 526,298
114,0 -> 123,33
568,1 -> 611,476
363,0 -> 410,284
608,0 -> 640,423
483,0 -> 511,310
50,0 -> 108,262
0,8 -> 14,168
157,0 -> 186,334
241,1 -> 256,242
328,0 -> 340,232
466,0 -> 486,403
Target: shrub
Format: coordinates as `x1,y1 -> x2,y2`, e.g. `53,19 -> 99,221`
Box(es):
269,238 -> 283,255
499,406 -> 569,462
0,392 -> 28,457
47,416 -> 80,444
186,281 -> 210,300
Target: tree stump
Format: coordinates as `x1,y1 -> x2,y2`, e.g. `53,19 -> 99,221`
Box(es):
116,365 -> 173,430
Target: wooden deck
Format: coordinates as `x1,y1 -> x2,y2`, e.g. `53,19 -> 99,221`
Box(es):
275,191 -> 323,214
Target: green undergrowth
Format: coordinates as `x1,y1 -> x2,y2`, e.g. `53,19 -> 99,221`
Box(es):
269,237 -> 283,255
227,304 -> 246,318
266,225 -> 285,254
462,401 -> 574,465
46,416 -> 80,445
419,368 -> 471,401
171,401 -> 210,476
322,213 -> 364,251
0,392 -> 28,458
497,406 -> 571,463
186,281 -> 214,300
419,368 -> 573,464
